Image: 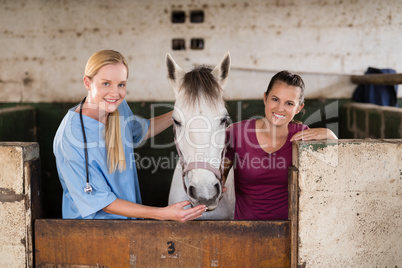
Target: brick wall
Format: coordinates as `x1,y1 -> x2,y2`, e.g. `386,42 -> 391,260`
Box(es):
342,103 -> 402,138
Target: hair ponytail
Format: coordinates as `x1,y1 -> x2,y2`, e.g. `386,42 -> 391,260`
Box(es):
105,110 -> 126,173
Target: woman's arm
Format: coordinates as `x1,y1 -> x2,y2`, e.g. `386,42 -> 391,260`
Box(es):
145,111 -> 174,139
103,198 -> 207,222
290,128 -> 338,141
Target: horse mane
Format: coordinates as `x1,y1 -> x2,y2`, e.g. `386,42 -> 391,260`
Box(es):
180,66 -> 223,106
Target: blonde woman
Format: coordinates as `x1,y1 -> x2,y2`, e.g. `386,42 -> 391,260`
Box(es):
54,50 -> 206,221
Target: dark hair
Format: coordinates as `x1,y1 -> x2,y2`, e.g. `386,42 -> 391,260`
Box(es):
181,66 -> 222,106
265,70 -> 305,105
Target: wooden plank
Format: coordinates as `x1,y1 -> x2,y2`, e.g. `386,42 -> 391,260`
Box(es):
25,157 -> 42,268
288,167 -> 299,268
35,219 -> 290,268
26,157 -> 42,221
350,73 -> 402,85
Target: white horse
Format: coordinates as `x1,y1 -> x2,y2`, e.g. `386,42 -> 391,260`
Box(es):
166,53 -> 235,219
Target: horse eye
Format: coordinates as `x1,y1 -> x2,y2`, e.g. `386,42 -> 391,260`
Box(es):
172,118 -> 181,126
220,116 -> 229,126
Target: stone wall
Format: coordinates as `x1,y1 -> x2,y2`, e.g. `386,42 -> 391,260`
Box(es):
0,142 -> 41,268
293,139 -> 401,267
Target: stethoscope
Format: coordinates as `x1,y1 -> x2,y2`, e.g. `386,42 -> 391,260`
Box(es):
79,97 -> 93,194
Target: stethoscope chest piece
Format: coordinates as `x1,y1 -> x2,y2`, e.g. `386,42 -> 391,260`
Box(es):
84,183 -> 93,194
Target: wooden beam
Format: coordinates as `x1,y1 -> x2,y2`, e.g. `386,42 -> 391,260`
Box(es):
288,167 -> 299,268
350,73 -> 402,85
35,219 -> 291,267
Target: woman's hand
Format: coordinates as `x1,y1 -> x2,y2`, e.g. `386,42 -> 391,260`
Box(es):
161,201 -> 207,222
103,198 -> 206,222
290,128 -> 338,141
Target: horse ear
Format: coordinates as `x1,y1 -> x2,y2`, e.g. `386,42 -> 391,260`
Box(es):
211,52 -> 231,89
166,53 -> 185,96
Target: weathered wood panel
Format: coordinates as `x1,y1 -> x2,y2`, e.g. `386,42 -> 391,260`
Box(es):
288,167 -> 299,268
35,220 -> 290,268
351,73 -> 402,85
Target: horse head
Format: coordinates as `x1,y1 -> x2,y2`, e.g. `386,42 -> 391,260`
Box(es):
166,52 -> 230,210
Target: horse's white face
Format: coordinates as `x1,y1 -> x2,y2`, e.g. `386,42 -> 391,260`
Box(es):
172,97 -> 228,210
166,53 -> 230,210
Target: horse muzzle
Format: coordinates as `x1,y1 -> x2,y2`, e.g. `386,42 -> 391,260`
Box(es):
185,169 -> 223,211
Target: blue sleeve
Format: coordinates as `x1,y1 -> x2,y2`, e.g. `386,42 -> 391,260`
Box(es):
131,115 -> 150,147
119,100 -> 150,148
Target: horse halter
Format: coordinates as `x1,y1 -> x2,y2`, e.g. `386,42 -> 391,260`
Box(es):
173,123 -> 227,196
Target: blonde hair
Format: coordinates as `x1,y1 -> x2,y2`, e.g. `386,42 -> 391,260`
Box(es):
84,50 -> 129,173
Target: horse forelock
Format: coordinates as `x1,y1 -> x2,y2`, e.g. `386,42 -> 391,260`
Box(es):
179,66 -> 223,107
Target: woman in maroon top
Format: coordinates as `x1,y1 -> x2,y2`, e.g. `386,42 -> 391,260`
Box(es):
224,71 -> 337,220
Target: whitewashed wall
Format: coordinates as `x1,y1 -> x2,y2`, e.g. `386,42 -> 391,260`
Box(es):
0,0 -> 401,102
293,140 -> 402,267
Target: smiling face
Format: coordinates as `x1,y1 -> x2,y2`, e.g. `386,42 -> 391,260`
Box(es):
84,63 -> 127,118
263,81 -> 304,127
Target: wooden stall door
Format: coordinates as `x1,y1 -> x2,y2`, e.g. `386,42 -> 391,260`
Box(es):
35,219 -> 290,268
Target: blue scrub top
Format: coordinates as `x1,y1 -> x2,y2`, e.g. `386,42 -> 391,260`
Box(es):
53,100 -> 150,219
